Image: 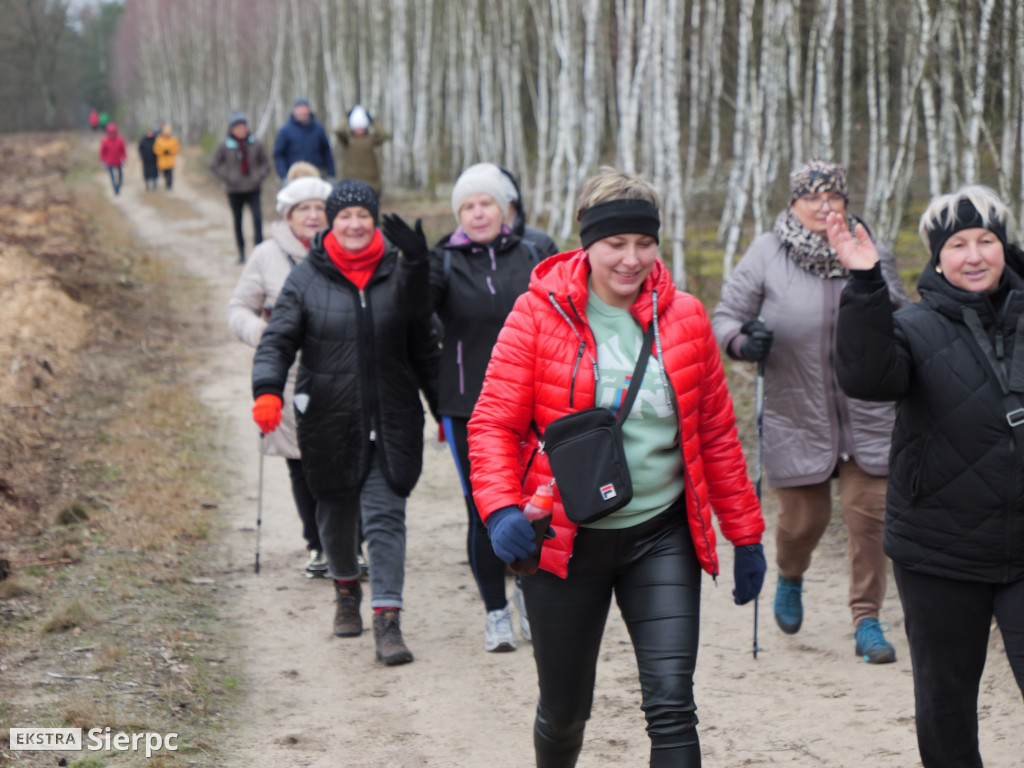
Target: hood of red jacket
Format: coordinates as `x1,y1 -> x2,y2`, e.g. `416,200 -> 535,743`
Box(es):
528,247 -> 678,327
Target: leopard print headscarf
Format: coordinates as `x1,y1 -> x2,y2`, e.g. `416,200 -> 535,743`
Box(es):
777,159 -> 850,278
789,159 -> 848,204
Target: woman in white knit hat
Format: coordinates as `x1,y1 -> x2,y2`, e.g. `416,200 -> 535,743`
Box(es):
226,162 -> 333,577
382,161 -> 558,654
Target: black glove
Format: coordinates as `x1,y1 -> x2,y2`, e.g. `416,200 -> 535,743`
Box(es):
732,543 -> 766,605
739,318 -> 774,362
381,213 -> 428,263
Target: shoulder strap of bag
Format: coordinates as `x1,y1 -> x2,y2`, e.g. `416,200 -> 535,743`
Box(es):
523,239 -> 538,264
615,323 -> 656,427
959,306 -> 1024,466
442,248 -> 453,284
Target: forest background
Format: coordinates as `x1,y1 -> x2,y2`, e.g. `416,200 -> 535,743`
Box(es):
4,0 -> 1024,284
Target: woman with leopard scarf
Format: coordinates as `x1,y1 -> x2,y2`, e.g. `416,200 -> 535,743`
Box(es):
711,160 -> 909,665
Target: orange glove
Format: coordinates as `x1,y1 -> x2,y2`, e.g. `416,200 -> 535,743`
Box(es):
252,394 -> 282,434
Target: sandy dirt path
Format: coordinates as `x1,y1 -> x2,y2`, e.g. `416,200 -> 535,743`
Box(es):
103,158 -> 1022,767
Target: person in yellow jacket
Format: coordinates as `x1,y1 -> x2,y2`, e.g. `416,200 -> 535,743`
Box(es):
153,124 -> 181,190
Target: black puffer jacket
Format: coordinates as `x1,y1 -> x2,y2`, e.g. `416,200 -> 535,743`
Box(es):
836,261 -> 1024,583
429,230 -> 556,417
252,231 -> 439,500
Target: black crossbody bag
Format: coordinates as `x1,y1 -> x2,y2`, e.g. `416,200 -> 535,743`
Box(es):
541,324 -> 655,525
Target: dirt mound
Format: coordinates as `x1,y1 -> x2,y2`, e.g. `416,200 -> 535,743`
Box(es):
0,135 -> 120,539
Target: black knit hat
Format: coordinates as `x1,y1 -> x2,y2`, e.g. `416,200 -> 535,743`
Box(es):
927,197 -> 1008,264
325,179 -> 379,227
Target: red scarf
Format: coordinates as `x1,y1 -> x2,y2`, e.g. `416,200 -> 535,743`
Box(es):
324,229 -> 385,290
237,133 -> 250,175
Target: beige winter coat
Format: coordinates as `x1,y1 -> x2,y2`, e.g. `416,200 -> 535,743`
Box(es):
711,220 -> 909,487
226,220 -> 310,458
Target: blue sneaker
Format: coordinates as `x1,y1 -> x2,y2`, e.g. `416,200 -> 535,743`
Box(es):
773,574 -> 803,634
855,617 -> 896,664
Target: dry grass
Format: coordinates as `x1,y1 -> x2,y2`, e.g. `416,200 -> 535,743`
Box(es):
42,598 -> 98,633
0,134 -> 239,768
61,695 -> 116,729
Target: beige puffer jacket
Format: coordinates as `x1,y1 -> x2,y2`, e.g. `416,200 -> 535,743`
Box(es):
711,219 -> 909,487
226,220 -> 310,458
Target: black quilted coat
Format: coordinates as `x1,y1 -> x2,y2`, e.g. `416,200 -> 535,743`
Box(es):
835,261 -> 1024,583
252,231 -> 439,500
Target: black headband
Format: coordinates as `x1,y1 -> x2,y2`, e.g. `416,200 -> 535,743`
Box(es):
579,199 -> 660,251
927,198 -> 1007,263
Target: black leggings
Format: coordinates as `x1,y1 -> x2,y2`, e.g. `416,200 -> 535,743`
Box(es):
445,416 -> 509,611
285,458 -> 321,551
522,500 -> 702,767
227,190 -> 263,258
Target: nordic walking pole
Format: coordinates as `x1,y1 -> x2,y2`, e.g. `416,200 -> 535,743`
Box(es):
255,432 -> 265,575
753,355 -> 766,659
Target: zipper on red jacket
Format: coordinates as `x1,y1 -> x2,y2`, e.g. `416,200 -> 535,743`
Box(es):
457,340 -> 465,394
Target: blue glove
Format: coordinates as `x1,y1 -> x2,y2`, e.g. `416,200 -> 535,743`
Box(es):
487,505 -> 537,563
733,543 -> 766,605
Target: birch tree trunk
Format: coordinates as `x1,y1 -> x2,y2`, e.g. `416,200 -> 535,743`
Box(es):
719,0 -> 755,281
839,0 -> 853,169
963,0 -> 996,184
811,0 -> 838,158
410,0 -> 434,188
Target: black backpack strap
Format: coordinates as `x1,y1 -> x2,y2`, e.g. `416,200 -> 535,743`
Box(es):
523,239 -> 539,264
443,248 -> 453,284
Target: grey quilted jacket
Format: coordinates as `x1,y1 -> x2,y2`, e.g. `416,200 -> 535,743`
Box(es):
712,219 -> 909,487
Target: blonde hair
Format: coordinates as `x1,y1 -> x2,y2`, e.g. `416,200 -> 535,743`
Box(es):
576,166 -> 660,220
918,185 -> 1015,248
286,161 -> 321,182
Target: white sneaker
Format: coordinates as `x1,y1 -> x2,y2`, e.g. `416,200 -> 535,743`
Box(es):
514,584 -> 531,642
304,549 -> 329,578
484,606 -> 517,652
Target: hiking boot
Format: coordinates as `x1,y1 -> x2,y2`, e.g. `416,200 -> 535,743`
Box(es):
333,581 -> 362,637
774,574 -> 803,634
485,606 -> 517,652
373,609 -> 413,666
855,617 -> 897,664
304,549 -> 329,578
514,583 -> 531,642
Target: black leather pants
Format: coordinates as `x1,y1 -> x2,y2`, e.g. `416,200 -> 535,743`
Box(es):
522,500 -> 703,767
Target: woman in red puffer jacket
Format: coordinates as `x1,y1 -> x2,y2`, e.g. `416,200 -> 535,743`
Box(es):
99,123 -> 127,195
468,167 -> 765,767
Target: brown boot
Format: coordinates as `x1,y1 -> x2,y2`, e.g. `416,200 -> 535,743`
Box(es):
373,609 -> 413,666
333,580 -> 362,637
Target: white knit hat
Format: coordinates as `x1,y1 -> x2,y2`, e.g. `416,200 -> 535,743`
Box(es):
349,105 -> 370,131
276,176 -> 333,216
450,162 -> 511,221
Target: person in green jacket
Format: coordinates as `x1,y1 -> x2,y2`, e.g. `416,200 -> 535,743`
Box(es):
334,105 -> 390,196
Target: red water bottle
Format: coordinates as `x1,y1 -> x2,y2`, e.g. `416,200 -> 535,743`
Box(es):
511,483 -> 554,575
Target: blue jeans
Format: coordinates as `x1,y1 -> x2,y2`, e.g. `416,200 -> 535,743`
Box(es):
107,165 -> 122,193
523,499 -> 702,767
316,445 -> 407,609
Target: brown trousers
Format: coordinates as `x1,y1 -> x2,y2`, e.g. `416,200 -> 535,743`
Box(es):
774,459 -> 888,625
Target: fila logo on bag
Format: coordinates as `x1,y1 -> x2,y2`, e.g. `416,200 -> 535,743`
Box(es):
600,483 -> 617,501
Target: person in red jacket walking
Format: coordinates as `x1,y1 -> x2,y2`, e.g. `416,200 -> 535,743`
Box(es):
468,167 -> 766,767
99,123 -> 127,195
